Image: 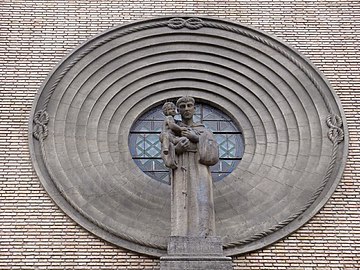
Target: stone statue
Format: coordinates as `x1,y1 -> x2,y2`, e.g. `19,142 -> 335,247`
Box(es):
160,97 -> 233,270
160,96 -> 219,237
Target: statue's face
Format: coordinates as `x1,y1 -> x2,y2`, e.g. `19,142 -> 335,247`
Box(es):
166,106 -> 177,116
178,101 -> 195,120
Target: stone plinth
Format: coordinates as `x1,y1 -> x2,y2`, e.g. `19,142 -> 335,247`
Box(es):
160,236 -> 233,270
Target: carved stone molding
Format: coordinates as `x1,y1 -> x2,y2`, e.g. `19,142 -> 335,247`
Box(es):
30,16 -> 348,257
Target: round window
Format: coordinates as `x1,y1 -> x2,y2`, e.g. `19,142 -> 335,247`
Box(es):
129,102 -> 244,184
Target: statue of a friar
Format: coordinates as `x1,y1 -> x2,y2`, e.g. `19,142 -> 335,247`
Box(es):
160,96 -> 219,237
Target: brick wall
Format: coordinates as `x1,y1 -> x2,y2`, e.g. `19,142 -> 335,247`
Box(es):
0,1 -> 359,269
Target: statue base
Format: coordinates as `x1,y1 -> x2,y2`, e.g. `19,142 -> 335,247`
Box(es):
160,236 -> 233,270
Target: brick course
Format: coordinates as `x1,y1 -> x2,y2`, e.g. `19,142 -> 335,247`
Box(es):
0,1 -> 359,269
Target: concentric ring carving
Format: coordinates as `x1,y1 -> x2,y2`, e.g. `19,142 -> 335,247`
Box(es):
30,17 -> 347,257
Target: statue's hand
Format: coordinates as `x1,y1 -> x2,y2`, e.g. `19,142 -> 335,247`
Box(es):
175,137 -> 190,154
181,130 -> 199,143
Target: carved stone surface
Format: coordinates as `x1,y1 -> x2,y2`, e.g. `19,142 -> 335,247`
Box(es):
160,237 -> 233,270
30,16 -> 347,257
159,97 -> 232,269
160,97 -> 219,238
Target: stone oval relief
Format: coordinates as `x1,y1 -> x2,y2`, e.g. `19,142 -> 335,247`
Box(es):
30,16 -> 347,257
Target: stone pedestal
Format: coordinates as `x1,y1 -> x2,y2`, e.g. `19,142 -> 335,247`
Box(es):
160,236 -> 233,270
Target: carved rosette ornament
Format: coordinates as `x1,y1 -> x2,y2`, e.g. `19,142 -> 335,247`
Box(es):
30,17 -> 347,257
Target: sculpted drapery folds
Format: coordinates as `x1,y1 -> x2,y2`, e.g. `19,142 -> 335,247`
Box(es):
160,96 -> 219,237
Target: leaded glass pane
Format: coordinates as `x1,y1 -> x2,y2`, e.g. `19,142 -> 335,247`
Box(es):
154,159 -> 168,171
132,120 -> 152,132
135,159 -> 152,170
217,134 -> 239,158
139,108 -> 164,120
193,114 -> 201,123
203,110 -> 222,121
153,121 -> 163,132
129,102 -> 244,184
134,134 -> 160,158
219,121 -> 237,132
203,106 -> 230,121
202,120 -> 217,132
152,172 -> 169,183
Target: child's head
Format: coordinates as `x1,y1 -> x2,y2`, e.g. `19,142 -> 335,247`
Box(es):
162,102 -> 177,116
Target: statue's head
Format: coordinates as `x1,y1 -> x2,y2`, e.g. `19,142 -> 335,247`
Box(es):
176,96 -> 195,121
162,102 -> 177,117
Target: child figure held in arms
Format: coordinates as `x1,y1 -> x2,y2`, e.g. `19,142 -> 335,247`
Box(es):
160,102 -> 188,168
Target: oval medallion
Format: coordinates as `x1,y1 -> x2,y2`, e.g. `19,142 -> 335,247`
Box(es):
30,16 -> 347,256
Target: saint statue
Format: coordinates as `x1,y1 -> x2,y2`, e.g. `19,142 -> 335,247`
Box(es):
160,96 -> 219,237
